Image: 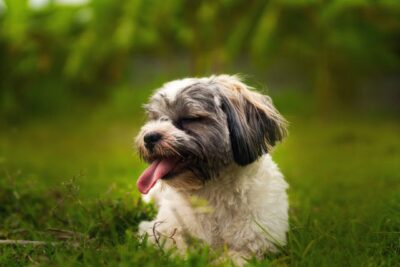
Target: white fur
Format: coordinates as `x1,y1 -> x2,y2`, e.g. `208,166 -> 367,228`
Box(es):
159,78 -> 195,101
139,154 -> 289,265
158,77 -> 213,102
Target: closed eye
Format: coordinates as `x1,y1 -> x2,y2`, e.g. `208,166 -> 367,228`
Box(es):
180,116 -> 203,123
175,116 -> 204,129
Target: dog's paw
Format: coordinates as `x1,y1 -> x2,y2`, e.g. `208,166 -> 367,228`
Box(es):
138,220 -> 154,236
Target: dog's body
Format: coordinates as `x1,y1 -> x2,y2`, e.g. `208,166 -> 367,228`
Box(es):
136,75 -> 289,264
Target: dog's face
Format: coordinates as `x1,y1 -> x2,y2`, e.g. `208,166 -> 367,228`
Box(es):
135,75 -> 287,194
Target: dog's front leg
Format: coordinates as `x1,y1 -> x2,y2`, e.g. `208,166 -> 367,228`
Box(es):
138,219 -> 187,254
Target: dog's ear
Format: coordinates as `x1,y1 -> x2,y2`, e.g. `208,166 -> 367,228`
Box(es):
216,75 -> 287,166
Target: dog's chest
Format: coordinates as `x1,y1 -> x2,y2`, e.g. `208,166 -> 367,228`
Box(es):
188,195 -> 250,248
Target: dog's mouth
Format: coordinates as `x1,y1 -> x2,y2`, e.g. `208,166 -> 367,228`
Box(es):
137,158 -> 184,194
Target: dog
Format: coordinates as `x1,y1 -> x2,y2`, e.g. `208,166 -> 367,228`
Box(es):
135,75 -> 289,265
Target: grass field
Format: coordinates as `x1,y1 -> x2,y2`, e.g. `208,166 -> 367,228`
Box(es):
0,90 -> 399,266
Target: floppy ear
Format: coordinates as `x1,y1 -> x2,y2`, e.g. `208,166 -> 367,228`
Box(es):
216,75 -> 287,166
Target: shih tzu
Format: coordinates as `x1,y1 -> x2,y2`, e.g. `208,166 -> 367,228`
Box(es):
135,75 -> 289,265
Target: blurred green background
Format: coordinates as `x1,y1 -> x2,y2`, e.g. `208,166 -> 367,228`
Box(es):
0,0 -> 399,266
1,0 -> 399,121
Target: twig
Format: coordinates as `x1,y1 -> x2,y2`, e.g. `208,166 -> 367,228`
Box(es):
0,240 -> 58,246
46,228 -> 86,240
168,228 -> 178,245
152,221 -> 164,251
150,221 -> 178,251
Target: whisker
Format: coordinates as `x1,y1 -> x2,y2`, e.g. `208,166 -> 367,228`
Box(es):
162,142 -> 183,158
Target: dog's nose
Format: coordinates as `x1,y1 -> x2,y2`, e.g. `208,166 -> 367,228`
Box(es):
144,132 -> 162,150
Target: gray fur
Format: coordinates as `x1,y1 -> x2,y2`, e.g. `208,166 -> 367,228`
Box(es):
136,75 -> 287,185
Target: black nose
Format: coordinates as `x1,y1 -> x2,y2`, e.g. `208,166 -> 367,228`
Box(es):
144,132 -> 162,150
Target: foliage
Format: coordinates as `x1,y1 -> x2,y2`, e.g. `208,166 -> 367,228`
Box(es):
0,0 -> 399,120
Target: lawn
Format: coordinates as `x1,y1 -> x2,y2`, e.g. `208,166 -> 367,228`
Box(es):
0,91 -> 399,266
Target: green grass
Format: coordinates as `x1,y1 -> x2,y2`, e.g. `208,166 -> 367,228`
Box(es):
0,96 -> 399,266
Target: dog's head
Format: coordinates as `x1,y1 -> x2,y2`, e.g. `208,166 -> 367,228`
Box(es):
135,75 -> 287,194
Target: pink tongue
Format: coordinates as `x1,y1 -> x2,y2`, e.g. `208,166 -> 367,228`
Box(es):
137,159 -> 177,194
